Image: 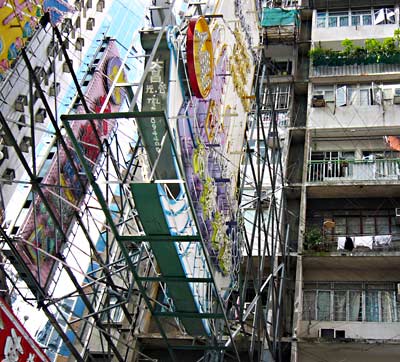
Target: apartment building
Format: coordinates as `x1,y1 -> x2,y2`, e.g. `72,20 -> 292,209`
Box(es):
290,1 -> 400,361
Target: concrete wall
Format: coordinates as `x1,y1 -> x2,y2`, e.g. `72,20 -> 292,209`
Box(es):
299,320 -> 400,340
308,104 -> 400,133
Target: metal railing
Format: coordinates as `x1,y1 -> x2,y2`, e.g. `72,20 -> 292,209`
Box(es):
307,159 -> 400,182
312,63 -> 400,77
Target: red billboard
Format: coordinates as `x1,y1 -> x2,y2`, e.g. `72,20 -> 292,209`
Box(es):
0,298 -> 50,362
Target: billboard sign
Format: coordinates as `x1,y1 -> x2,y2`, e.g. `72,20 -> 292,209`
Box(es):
0,0 -> 74,79
186,16 -> 213,99
0,298 -> 50,362
15,41 -> 126,292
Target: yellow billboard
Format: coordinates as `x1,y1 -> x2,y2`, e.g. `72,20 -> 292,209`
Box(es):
0,1 -> 43,77
0,1 -> 74,79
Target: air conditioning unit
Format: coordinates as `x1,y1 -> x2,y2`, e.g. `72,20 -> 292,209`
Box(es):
35,108 -> 46,123
312,94 -> 326,107
2,168 -> 15,185
47,41 -> 58,57
34,66 -> 44,82
76,37 -> 85,51
86,17 -> 95,30
319,328 -> 346,339
49,82 -> 60,97
393,88 -> 400,104
14,95 -> 27,112
395,208 -> 400,225
96,0 -> 105,12
19,136 -> 31,153
62,62 -> 71,73
319,328 -> 334,339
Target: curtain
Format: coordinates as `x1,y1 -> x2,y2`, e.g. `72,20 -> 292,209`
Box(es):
366,291 -> 379,321
317,291 -> 331,321
303,291 -> 316,321
349,291 -> 362,321
381,291 -> 394,322
334,291 -> 347,321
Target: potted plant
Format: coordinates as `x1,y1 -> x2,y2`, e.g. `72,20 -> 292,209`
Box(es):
304,227 -> 323,251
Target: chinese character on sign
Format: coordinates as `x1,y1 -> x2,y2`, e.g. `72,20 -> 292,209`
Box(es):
145,84 -> 155,94
3,328 -> 23,362
150,61 -> 163,83
158,82 -> 167,94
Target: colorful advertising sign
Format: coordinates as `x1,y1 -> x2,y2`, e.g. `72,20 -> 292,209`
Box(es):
179,23 -> 239,275
186,16 -> 213,99
15,41 -> 126,292
0,0 -> 74,79
0,298 -> 50,362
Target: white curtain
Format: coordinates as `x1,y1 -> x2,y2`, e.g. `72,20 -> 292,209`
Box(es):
349,291 -> 361,321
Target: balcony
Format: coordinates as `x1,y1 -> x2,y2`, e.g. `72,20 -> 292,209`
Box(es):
312,62 -> 400,79
307,158 -> 400,183
304,233 -> 400,254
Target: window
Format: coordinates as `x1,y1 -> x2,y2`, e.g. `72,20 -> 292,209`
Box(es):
329,12 -> 349,27
317,11 -> 327,28
333,83 -> 382,107
374,8 -> 395,25
317,8 -> 396,28
102,296 -> 123,323
265,85 -> 291,110
303,282 -> 399,322
352,11 -> 372,26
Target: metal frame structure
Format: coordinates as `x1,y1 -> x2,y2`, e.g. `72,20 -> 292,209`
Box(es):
0,1 -> 292,362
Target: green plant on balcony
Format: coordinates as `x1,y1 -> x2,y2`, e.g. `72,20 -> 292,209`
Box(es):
309,31 -> 400,66
304,226 -> 323,251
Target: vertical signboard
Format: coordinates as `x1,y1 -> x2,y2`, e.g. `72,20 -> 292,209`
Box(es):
178,19 -> 242,275
0,298 -> 50,362
137,30 -> 180,195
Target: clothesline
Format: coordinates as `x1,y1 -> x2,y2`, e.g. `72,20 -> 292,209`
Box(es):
337,235 -> 392,250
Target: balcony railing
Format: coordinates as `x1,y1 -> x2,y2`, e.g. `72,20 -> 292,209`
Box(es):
305,234 -> 400,253
307,158 -> 400,183
312,63 -> 400,77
